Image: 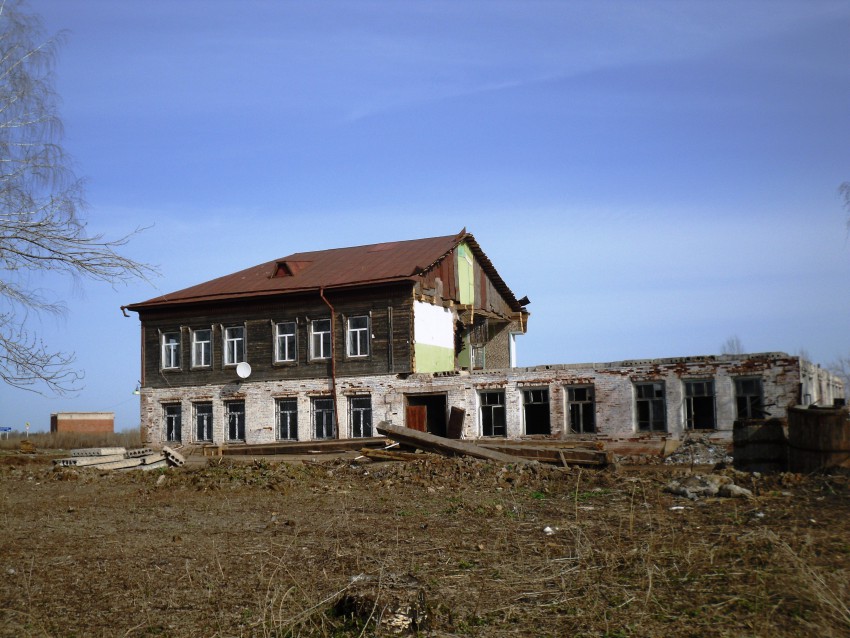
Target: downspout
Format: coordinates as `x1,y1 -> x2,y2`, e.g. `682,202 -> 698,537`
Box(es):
319,288 -> 340,438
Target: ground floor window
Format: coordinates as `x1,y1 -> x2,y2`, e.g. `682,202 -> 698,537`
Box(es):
195,402 -> 213,441
567,386 -> 595,433
685,380 -> 716,429
635,382 -> 666,432
164,404 -> 181,442
523,388 -> 550,435
226,401 -> 245,441
276,398 -> 298,440
313,397 -> 335,439
479,391 -> 506,437
735,377 -> 764,419
350,396 -> 372,438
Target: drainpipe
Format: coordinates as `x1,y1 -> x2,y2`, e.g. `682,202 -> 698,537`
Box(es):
319,288 -> 340,438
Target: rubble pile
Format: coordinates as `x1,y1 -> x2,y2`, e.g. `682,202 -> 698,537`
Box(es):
52,446 -> 185,471
664,434 -> 732,466
664,473 -> 753,500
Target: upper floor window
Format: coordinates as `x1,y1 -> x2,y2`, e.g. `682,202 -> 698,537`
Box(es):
735,377 -> 764,419
567,386 -> 595,433
161,332 -> 181,370
224,326 -> 245,366
191,328 -> 211,368
275,322 -> 297,363
311,319 -> 331,360
346,316 -> 369,357
635,382 -> 666,432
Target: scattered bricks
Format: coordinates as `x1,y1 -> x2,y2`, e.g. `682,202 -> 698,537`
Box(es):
70,447 -> 126,457
54,454 -> 126,467
124,448 -> 155,458
162,446 -> 186,467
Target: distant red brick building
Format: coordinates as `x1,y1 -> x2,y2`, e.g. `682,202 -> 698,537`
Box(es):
50,412 -> 114,434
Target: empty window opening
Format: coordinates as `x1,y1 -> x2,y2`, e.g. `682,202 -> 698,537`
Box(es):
685,380 -> 716,429
275,322 -> 296,362
163,404 -> 181,442
480,391 -> 506,437
311,319 -> 331,360
224,326 -> 245,366
192,329 -> 211,367
226,401 -> 245,441
276,398 -> 297,440
405,394 -> 448,437
735,377 -> 764,419
350,396 -> 372,437
195,402 -> 213,441
347,316 -> 370,357
567,386 -> 595,434
313,397 -> 335,439
161,332 -> 181,370
635,382 -> 666,432
523,388 -> 550,435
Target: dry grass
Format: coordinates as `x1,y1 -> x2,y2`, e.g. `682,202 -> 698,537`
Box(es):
0,454 -> 848,637
0,429 -> 142,451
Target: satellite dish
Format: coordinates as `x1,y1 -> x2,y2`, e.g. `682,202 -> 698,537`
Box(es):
236,362 -> 252,379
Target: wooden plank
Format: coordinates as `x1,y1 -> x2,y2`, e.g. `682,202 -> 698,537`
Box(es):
220,437 -> 388,456
446,407 -> 465,439
406,406 -> 427,432
478,443 -> 611,466
360,448 -> 422,462
376,422 -> 533,464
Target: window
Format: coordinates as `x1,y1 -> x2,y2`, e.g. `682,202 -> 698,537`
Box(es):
224,326 -> 245,365
310,319 -> 331,360
735,377 -> 764,419
471,345 -> 486,370
635,382 -> 666,432
480,391 -> 506,437
350,396 -> 372,438
275,322 -> 296,362
226,401 -> 245,441
523,388 -> 550,435
192,328 -> 211,368
567,386 -> 595,433
312,397 -> 335,439
685,380 -> 716,429
161,332 -> 181,370
195,402 -> 213,441
164,404 -> 181,442
276,398 -> 297,440
346,316 -> 369,357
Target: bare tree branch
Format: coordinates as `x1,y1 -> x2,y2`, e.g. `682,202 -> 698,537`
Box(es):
0,0 -> 156,394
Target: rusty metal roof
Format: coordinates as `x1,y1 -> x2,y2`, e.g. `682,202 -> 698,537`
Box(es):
125,230 -> 525,312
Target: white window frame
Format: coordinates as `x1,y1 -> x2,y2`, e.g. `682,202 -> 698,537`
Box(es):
349,396 -> 372,438
223,325 -> 246,366
310,318 -> 331,360
163,403 -> 182,442
194,402 -> 213,442
346,315 -> 370,358
225,400 -> 245,441
191,328 -> 212,368
276,398 -> 298,440
161,332 -> 181,370
275,321 -> 297,363
312,397 -> 335,439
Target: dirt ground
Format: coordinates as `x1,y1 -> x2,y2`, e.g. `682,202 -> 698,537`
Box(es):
1,451 -> 849,638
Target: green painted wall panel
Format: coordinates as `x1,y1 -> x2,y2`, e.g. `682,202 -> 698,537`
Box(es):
414,343 -> 455,373
457,242 -> 474,305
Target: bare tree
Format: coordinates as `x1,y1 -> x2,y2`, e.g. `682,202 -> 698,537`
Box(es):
0,0 -> 153,393
720,335 -> 745,355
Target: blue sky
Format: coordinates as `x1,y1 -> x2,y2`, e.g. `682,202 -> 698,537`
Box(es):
3,0 -> 849,432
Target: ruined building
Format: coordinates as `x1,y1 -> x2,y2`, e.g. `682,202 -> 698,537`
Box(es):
124,230 -> 844,446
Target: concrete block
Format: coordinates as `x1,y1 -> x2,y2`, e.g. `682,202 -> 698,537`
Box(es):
140,453 -> 165,465
125,448 -> 155,458
54,454 -> 126,467
136,459 -> 168,471
70,447 -> 126,457
91,458 -> 144,470
162,446 -> 185,467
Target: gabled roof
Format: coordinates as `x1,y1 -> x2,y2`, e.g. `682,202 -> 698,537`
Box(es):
125,230 -> 525,312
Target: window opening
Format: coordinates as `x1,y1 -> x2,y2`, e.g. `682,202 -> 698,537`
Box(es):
276,398 -> 298,440
161,332 -> 180,369
313,397 -> 335,439
685,380 -> 716,429
226,401 -> 245,441
275,322 -> 296,362
735,377 -> 764,419
567,386 -> 595,433
192,329 -> 211,367
347,316 -> 370,357
311,319 -> 331,360
224,326 -> 245,365
635,382 -> 666,432
195,402 -> 213,441
523,388 -> 550,435
164,404 -> 181,442
480,391 -> 506,437
350,396 -> 372,437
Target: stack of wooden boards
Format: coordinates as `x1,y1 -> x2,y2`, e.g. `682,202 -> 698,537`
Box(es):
52,446 -> 185,471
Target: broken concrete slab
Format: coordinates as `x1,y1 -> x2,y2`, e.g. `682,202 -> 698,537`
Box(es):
54,454 -> 126,467
91,458 -> 145,471
162,446 -> 185,467
70,447 -> 126,457
125,448 -> 155,458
